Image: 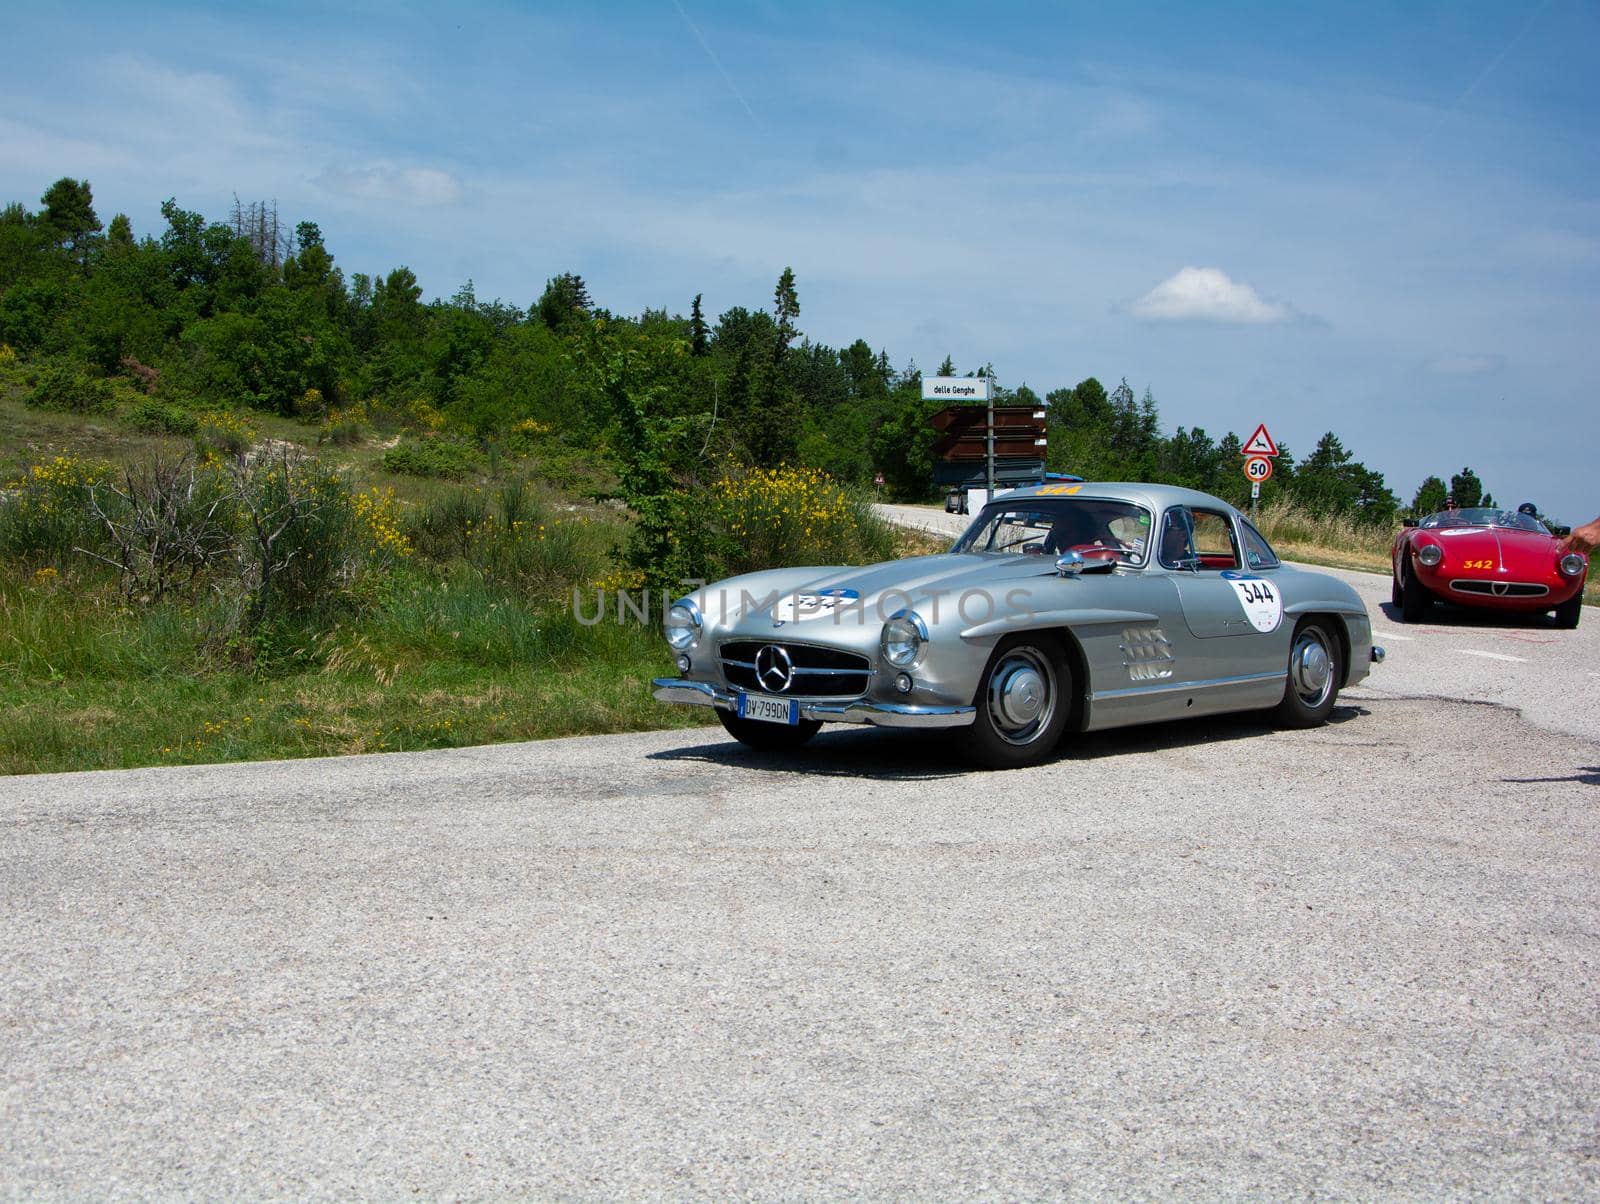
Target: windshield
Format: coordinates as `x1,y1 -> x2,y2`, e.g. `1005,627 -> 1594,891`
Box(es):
1419,508 -> 1549,534
952,497 -> 1153,566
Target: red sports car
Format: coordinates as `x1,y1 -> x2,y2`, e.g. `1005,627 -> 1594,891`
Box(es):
1391,506 -> 1588,627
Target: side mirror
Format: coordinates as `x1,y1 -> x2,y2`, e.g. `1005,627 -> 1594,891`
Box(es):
1402,518 -> 1419,528
1055,551 -> 1115,577
1552,525 -> 1571,537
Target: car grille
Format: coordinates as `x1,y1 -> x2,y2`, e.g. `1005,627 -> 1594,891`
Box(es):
1448,580 -> 1549,598
719,640 -> 872,698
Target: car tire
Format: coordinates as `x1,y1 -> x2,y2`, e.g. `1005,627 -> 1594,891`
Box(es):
1273,618 -> 1341,729
959,635 -> 1071,769
1390,569 -> 1402,610
1554,592 -> 1584,630
1399,559 -> 1430,623
716,708 -> 822,751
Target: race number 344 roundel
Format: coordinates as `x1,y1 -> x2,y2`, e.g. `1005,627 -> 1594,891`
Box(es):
1221,571 -> 1282,633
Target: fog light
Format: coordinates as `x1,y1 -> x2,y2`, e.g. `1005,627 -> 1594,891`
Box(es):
676,654 -> 691,673
894,673 -> 913,694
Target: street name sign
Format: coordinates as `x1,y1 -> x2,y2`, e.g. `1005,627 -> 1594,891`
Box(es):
922,376 -> 992,402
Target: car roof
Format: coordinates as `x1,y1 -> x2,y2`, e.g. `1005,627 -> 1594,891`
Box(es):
1000,480 -> 1247,518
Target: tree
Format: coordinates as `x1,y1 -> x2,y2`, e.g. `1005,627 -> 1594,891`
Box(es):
772,268 -> 799,343
937,354 -> 955,377
40,177 -> 101,263
107,213 -> 134,252
688,293 -> 707,356
742,267 -> 803,465
535,272 -> 591,332
1450,467 -> 1485,508
1411,475 -> 1447,514
1293,432 -> 1398,524
228,197 -> 288,268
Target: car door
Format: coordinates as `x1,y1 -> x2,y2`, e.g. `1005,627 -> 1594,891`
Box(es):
1159,505 -> 1287,702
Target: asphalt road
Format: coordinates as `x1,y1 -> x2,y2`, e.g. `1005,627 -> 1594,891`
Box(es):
3,553 -> 1598,1197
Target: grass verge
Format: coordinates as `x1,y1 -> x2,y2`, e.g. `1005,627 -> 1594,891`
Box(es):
0,571 -> 711,776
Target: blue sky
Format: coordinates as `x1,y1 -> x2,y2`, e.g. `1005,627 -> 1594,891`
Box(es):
4,1 -> 1597,520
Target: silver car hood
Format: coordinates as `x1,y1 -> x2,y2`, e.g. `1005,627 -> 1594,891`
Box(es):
712,553 -> 1063,630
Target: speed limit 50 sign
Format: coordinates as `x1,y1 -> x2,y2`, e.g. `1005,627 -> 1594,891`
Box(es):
1243,455 -> 1273,483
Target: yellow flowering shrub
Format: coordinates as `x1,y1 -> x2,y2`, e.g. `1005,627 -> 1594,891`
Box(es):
406,397 -> 447,431
352,487 -> 413,560
0,455 -> 114,561
195,411 -> 256,459
704,465 -> 894,575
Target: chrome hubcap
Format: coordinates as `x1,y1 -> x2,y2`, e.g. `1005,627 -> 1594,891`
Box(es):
1290,632 -> 1334,706
987,649 -> 1056,745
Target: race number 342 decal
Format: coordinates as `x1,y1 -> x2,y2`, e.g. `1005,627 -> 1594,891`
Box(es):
1221,572 -> 1283,633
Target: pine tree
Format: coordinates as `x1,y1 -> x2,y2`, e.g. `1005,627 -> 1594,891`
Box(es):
689,293 -> 708,356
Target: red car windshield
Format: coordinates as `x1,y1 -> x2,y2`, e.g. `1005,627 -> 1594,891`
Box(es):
1419,508 -> 1548,534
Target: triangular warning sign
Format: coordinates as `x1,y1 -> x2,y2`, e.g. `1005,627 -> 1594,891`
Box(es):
1241,423 -> 1279,457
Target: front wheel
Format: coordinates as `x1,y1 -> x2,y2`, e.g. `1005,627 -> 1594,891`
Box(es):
959,635 -> 1071,769
1399,559 -> 1430,623
716,708 -> 822,751
1273,618 -> 1341,729
1554,592 -> 1583,630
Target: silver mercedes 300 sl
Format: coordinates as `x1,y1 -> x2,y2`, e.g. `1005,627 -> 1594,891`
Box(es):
652,482 -> 1383,768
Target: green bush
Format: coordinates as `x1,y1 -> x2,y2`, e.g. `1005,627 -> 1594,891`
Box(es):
238,457 -> 358,626
381,436 -> 483,479
320,418 -> 364,447
0,456 -> 112,563
124,398 -> 200,436
400,482 -> 617,592
194,412 -> 256,460
406,487 -> 492,561
26,365 -> 114,414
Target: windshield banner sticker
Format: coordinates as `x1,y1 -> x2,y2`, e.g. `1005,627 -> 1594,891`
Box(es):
1220,571 -> 1282,633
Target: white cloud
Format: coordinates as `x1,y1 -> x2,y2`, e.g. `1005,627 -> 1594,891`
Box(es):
1425,353 -> 1504,376
314,164 -> 463,208
1131,266 -> 1292,323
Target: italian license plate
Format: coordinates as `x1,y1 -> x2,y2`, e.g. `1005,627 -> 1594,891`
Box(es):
738,692 -> 799,725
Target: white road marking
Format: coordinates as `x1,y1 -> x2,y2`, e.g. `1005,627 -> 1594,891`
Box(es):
1460,649 -> 1528,663
1375,631 -> 1416,641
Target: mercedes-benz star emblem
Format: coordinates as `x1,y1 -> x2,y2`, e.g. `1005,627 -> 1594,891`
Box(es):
754,644 -> 795,693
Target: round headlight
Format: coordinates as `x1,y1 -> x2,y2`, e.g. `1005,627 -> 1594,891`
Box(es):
880,609 -> 927,668
1560,553 -> 1587,578
664,600 -> 702,651
1416,543 -> 1443,568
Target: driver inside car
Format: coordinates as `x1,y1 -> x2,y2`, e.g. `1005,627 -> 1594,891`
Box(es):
1043,508 -> 1101,554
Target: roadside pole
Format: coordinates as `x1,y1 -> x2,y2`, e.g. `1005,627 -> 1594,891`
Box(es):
986,387 -> 995,499
1241,423 -> 1278,525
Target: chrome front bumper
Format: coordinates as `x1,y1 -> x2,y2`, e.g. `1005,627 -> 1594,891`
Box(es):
651,678 -> 975,729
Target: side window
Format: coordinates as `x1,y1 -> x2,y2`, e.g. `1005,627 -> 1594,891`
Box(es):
1189,510 -> 1240,570
1239,519 -> 1280,569
1157,508 -> 1195,568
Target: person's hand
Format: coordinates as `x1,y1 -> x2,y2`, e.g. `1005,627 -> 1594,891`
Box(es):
1563,517 -> 1600,557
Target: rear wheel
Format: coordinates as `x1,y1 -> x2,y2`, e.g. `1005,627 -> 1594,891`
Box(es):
716,708 -> 822,751
1273,618 -> 1341,728
1554,592 -> 1583,630
959,635 -> 1071,769
1399,559 -> 1430,623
